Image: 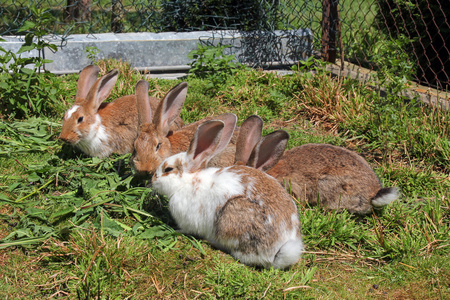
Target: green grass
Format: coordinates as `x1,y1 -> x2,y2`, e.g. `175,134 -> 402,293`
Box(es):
0,60 -> 449,299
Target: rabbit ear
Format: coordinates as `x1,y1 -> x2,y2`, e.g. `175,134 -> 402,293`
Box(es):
85,69 -> 119,113
154,82 -> 188,136
76,65 -> 100,101
135,80 -> 152,126
235,115 -> 263,165
186,120 -> 225,171
210,113 -> 237,157
248,130 -> 289,172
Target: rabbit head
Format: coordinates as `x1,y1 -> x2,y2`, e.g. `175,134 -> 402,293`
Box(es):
59,65 -> 123,157
131,80 -> 189,176
131,79 -> 237,176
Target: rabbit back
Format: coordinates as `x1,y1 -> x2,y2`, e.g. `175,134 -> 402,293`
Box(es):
214,166 -> 303,269
268,143 -> 394,214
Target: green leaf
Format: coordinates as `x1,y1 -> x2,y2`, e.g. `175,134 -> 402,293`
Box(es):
0,234 -> 53,249
0,193 -> 13,202
17,45 -> 36,54
26,207 -> 49,222
49,207 -> 75,224
138,225 -> 172,240
100,212 -> 126,237
27,172 -> 41,182
8,182 -> 21,191
18,21 -> 36,32
20,67 -> 35,75
0,81 -> 9,89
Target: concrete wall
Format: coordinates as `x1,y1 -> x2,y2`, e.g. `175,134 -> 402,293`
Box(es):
0,30 -> 312,74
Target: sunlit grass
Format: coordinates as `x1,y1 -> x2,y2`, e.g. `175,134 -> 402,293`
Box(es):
0,60 -> 449,298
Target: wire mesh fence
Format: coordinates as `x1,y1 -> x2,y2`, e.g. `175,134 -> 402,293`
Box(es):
0,0 -> 449,90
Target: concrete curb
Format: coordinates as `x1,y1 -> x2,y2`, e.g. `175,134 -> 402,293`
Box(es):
0,29 -> 313,74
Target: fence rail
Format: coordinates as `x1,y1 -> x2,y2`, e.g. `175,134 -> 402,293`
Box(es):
1,0 -> 449,90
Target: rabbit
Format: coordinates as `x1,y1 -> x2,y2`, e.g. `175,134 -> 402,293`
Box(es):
234,115 -> 400,215
131,79 -> 238,176
152,116 -> 304,269
59,65 -> 183,158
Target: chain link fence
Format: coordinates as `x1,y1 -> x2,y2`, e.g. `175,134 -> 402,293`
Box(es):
1,0 -> 449,90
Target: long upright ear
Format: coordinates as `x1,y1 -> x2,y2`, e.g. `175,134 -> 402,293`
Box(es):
76,65 -> 100,101
85,69 -> 119,113
234,115 -> 263,165
248,130 -> 289,172
210,113 -> 237,158
135,80 -> 152,126
186,120 -> 225,171
154,82 -> 188,136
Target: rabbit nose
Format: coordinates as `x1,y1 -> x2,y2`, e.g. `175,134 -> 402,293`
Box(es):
59,134 -> 68,143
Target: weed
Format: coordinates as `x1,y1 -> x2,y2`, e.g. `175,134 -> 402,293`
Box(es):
84,46 -> 100,63
188,43 -> 246,94
0,6 -> 66,119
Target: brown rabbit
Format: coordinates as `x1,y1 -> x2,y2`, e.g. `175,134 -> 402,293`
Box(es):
131,79 -> 238,176
59,65 -> 183,158
235,115 -> 400,215
152,117 -> 303,269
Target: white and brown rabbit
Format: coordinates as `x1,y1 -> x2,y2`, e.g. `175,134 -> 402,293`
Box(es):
152,116 -> 304,269
59,65 -> 183,158
235,115 -> 400,215
131,79 -> 238,176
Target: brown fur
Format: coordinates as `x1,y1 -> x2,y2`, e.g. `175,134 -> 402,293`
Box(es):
94,95 -> 138,154
59,66 -> 182,157
215,166 -> 301,255
232,117 -> 396,215
132,115 -> 239,176
267,144 -> 382,214
132,118 -> 211,176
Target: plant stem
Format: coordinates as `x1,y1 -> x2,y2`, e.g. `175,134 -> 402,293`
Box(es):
15,177 -> 54,202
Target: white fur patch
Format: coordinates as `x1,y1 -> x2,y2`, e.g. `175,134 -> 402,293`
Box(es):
65,105 -> 80,120
153,155 -> 244,242
75,115 -> 111,157
372,188 -> 400,207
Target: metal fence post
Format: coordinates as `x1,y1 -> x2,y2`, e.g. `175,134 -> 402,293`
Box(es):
65,0 -> 92,21
111,0 -> 124,33
321,0 -> 339,63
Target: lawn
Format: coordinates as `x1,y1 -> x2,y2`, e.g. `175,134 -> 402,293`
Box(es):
0,57 -> 449,299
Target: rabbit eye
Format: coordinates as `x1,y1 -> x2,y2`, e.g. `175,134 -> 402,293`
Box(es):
156,143 -> 161,151
77,116 -> 84,124
164,167 -> 173,173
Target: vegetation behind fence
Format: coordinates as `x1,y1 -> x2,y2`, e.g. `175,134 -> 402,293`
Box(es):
0,0 -> 449,89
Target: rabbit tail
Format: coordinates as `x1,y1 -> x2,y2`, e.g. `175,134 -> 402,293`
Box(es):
272,239 -> 304,270
371,187 -> 400,208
